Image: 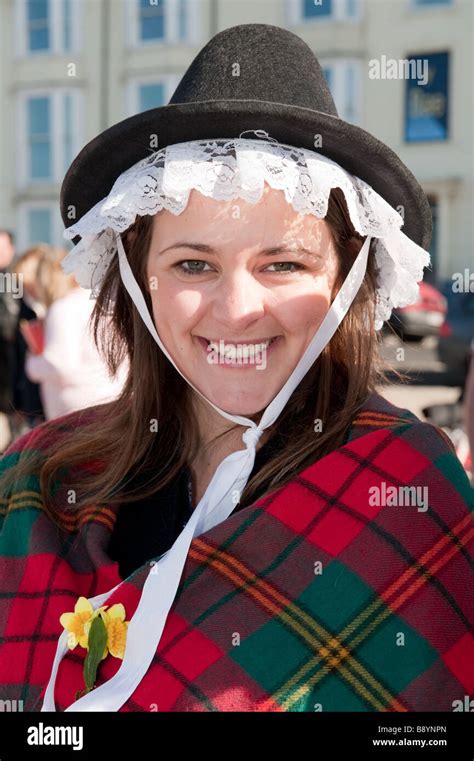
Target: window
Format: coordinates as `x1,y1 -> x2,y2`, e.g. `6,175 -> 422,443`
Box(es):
126,0 -> 201,46
319,59 -> 361,124
16,202 -> 65,251
288,0 -> 360,24
303,0 -> 333,18
28,97 -> 51,180
63,0 -> 72,50
412,0 -> 452,6
16,0 -> 80,56
404,52 -> 449,142
125,75 -> 181,117
139,83 -> 166,111
139,0 -> 165,40
63,93 -> 75,170
27,207 -> 52,243
321,67 -> 332,89
17,90 -> 83,186
27,0 -> 49,51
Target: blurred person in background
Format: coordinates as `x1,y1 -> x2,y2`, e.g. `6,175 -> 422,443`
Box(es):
8,246 -> 47,442
464,339 -> 474,481
24,245 -> 127,420
0,229 -> 19,443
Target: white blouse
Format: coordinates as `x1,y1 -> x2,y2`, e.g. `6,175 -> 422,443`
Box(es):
25,287 -> 127,420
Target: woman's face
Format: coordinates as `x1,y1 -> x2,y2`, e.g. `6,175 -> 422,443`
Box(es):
146,185 -> 340,416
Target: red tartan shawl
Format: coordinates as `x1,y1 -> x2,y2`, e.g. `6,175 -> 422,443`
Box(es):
0,392 -> 473,712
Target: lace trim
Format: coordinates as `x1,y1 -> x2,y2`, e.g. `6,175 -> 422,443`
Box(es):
61,136 -> 430,329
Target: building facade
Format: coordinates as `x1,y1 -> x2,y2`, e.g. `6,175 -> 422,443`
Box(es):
0,0 -> 471,285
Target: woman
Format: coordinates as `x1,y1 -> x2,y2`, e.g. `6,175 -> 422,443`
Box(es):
464,340 -> 474,480
0,24 -> 472,713
23,245 -> 128,420
7,246 -> 46,444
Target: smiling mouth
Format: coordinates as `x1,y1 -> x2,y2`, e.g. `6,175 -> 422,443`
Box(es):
195,335 -> 282,366
202,337 -> 279,348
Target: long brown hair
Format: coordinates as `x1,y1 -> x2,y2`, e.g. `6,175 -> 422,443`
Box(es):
1,188 -> 389,527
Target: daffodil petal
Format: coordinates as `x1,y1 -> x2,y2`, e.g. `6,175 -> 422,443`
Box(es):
78,634 -> 87,649
74,596 -> 94,616
60,612 -> 75,630
107,604 -> 125,621
66,632 -> 77,650
107,618 -> 128,659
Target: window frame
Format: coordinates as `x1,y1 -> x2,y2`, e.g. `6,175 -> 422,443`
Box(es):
125,73 -> 182,117
16,201 -> 65,251
287,0 -> 362,25
16,88 -> 83,188
15,0 -> 81,58
319,57 -> 362,125
403,50 -> 450,144
409,0 -> 453,10
125,0 -> 201,47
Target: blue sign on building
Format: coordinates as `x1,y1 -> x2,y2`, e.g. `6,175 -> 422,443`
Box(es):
405,52 -> 449,142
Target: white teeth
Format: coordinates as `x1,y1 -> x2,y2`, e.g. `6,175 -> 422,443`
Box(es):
206,338 -> 276,361
207,340 -> 270,350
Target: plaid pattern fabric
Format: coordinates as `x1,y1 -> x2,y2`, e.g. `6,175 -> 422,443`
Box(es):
0,393 -> 473,712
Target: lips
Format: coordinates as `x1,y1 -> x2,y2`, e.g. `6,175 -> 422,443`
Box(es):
195,335 -> 282,367
202,337 -> 279,346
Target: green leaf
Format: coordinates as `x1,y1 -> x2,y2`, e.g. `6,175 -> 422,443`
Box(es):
83,615 -> 107,692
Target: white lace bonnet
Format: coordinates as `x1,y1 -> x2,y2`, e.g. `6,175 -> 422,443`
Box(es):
60,131 -> 431,330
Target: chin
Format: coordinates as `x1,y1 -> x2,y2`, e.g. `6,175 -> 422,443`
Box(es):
205,388 -> 274,417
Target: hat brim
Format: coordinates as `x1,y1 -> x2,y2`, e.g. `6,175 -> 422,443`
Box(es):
60,99 -> 432,251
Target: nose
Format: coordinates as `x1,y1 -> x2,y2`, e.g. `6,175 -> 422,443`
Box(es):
210,268 -> 267,327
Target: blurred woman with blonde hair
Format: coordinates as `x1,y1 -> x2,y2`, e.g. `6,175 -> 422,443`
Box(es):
6,244 -> 48,443
25,244 -> 127,420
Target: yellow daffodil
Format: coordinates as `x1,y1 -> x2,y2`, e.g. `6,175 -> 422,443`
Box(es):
99,603 -> 129,660
82,604 -> 128,660
59,596 -> 107,651
61,596 -> 130,700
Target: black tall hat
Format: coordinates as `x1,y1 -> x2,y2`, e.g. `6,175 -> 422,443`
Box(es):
60,23 -> 432,251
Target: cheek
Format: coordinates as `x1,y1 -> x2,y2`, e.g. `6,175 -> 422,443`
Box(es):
272,282 -> 334,333
148,275 -> 203,333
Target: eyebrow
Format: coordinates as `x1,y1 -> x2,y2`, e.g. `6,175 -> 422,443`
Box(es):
157,242 -> 320,258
